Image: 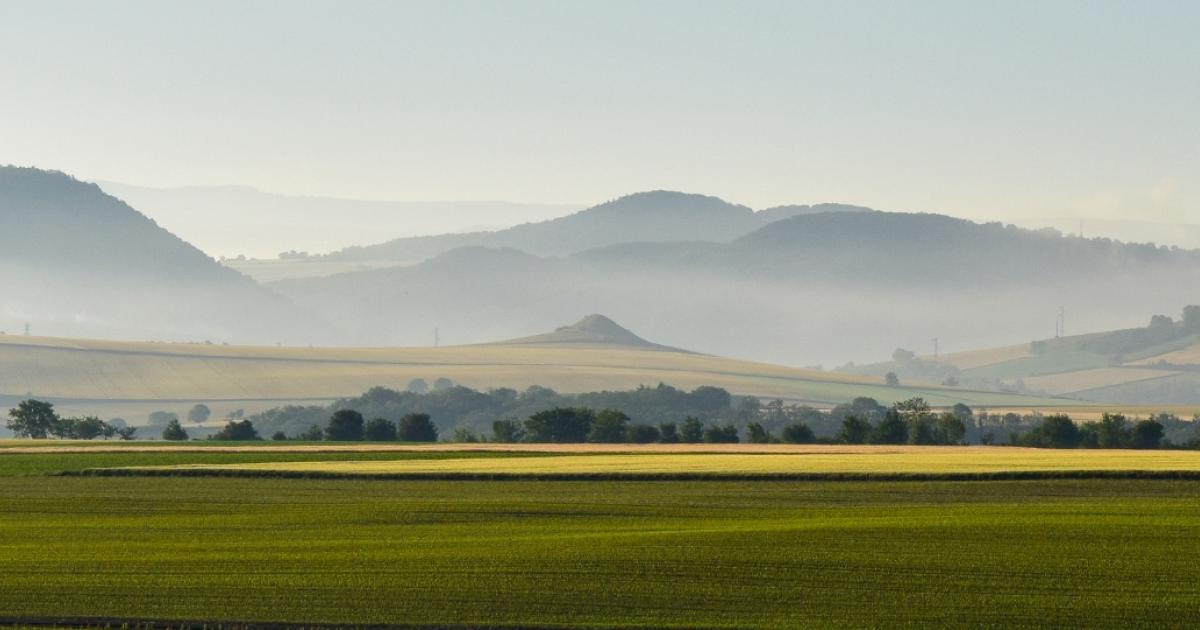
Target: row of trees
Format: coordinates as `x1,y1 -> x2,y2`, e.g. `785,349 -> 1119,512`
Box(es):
6,400 -> 137,440
310,410 -> 439,442
1011,413 -> 1166,449
450,399 -> 966,445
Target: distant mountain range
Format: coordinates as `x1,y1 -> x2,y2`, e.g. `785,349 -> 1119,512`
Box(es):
274,207 -> 1200,364
327,190 -> 872,261
0,167 -> 320,342
6,167 -> 1200,371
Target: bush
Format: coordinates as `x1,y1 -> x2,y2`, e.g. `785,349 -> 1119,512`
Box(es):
297,425 -> 323,441
397,413 -> 438,442
658,422 -> 679,443
211,419 -> 261,441
587,409 -> 630,443
326,410 -> 365,441
525,408 -> 593,443
1131,420 -> 1164,449
492,418 -> 525,443
703,424 -> 739,443
745,422 -> 772,444
161,419 -> 189,441
870,411 -> 908,444
626,424 -> 661,444
364,417 -> 398,441
781,423 -> 815,444
679,417 -> 704,443
840,416 -> 871,444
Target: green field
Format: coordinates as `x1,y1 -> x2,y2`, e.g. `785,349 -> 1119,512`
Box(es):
0,475 -> 1197,628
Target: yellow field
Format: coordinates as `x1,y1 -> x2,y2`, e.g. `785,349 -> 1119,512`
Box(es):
0,333 -> 1073,411
1022,367 -> 1179,395
925,342 -> 1033,370
1130,341 -> 1200,366
129,445 -> 1200,475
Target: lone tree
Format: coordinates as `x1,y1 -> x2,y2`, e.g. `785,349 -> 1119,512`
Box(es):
186,404 -> 212,424
1131,419 -> 1165,449
870,410 -> 908,444
703,424 -> 740,444
840,416 -> 871,444
524,408 -> 593,443
211,419 -> 261,441
162,419 -> 189,441
365,417 -> 398,441
7,399 -> 58,439
326,409 -> 365,441
679,417 -> 704,443
491,418 -> 525,443
745,422 -> 772,444
885,372 -> 901,387
781,423 -> 815,444
625,424 -> 661,444
147,411 -> 178,427
397,413 -> 438,442
587,409 -> 630,443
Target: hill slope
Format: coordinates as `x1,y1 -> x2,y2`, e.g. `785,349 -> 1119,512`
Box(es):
0,319 -> 1072,426
0,167 -> 319,343
845,308 -> 1200,405
328,191 -> 871,262
276,211 -> 1200,366
496,314 -> 681,350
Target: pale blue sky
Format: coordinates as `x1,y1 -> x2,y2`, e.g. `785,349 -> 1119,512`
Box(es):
1,0 -> 1196,222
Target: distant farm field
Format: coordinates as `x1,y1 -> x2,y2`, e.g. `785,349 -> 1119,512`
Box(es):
0,334 -> 1076,421
0,476 -> 1197,628
120,445 -> 1200,478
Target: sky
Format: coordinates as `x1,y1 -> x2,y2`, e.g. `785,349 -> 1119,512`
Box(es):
1,0 -> 1197,225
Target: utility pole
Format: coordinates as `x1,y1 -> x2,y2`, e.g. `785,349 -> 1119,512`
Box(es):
23,322 -> 29,337
932,337 -> 939,359
1055,306 -> 1065,338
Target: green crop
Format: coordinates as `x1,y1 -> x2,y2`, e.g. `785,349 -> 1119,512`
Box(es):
0,477 -> 1197,628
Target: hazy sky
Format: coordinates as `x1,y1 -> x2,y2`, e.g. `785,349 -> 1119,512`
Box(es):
2,0 -> 1197,223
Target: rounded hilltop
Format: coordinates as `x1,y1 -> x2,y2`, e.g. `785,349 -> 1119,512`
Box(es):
496,314 -> 681,351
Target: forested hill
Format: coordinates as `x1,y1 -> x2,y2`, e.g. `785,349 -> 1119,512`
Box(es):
327,190 -> 872,261
275,210 -> 1200,364
577,211 -> 1200,287
0,166 -> 320,343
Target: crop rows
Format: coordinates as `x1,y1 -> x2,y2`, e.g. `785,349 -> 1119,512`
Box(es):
0,477 -> 1197,628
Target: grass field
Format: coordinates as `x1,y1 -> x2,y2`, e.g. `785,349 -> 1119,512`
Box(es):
0,475 -> 1197,628
0,448 -> 544,477
0,333 -> 1079,423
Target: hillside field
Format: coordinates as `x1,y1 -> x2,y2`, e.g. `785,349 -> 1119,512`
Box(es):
0,333 -> 1078,424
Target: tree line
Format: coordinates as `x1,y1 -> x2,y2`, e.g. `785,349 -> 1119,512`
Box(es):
7,390 -> 1197,449
5,400 -> 137,440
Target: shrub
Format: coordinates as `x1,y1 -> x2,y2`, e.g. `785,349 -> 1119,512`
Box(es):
364,417 -> 398,441
626,424 -> 661,444
326,410 -> 365,441
161,419 -> 189,441
703,424 -> 739,443
781,423 -> 815,444
398,413 -> 438,442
